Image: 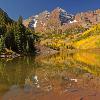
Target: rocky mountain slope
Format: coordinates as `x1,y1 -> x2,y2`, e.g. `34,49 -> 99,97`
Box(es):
0,8 -> 13,24
23,8 -> 100,34
23,7 -> 75,33
23,7 -> 100,50
75,9 -> 100,28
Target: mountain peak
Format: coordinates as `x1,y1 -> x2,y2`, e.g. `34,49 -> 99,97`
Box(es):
42,10 -> 50,14
23,7 -> 74,31
23,8 -> 100,33
53,7 -> 67,13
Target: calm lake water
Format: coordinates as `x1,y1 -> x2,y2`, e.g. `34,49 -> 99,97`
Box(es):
0,51 -> 100,100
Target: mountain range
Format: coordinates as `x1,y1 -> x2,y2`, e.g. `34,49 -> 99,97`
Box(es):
23,7 -> 100,33
0,7 -> 100,55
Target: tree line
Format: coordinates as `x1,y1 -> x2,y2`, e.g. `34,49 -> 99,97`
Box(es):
0,9 -> 38,54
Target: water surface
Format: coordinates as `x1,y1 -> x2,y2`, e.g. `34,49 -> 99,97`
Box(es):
0,51 -> 100,100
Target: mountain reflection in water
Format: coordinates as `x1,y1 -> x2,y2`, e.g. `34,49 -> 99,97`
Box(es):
0,51 -> 100,100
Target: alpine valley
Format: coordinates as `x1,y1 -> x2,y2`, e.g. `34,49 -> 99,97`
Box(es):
1,6 -> 100,100
23,7 -> 100,51
0,7 -> 100,56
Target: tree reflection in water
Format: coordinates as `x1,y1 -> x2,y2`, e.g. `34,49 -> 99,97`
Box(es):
0,51 -> 100,98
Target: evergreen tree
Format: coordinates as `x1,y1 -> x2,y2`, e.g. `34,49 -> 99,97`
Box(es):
0,35 -> 4,52
0,9 -> 38,54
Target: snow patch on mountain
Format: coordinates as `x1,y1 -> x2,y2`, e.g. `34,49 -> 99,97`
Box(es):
33,19 -> 37,28
69,20 -> 77,24
23,7 -> 75,29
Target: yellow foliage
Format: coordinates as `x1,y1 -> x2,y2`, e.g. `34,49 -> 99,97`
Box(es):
73,52 -> 100,75
74,35 -> 100,49
73,52 -> 100,67
82,24 -> 100,36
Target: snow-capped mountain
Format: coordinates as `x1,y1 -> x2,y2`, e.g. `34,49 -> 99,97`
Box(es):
23,7 -> 75,32
23,15 -> 38,28
23,11 -> 50,29
23,7 -> 100,33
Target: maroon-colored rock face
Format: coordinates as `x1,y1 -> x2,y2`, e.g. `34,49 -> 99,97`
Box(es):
75,9 -> 100,28
23,7 -> 74,33
34,11 -> 50,33
23,8 -> 100,33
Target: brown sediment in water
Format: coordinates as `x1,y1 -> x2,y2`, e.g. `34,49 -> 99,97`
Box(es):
1,75 -> 100,100
0,88 -> 100,100
0,51 -> 100,100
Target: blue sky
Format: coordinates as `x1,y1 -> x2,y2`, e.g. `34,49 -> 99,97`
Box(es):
0,0 -> 100,20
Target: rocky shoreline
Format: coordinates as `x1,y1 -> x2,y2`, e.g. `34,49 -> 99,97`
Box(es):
0,52 -> 20,58
35,44 -> 59,56
0,45 -> 58,59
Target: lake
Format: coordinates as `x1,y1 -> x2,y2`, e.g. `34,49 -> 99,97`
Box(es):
0,51 -> 100,100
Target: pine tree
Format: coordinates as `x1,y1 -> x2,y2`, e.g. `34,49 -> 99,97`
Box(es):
0,35 -> 4,52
